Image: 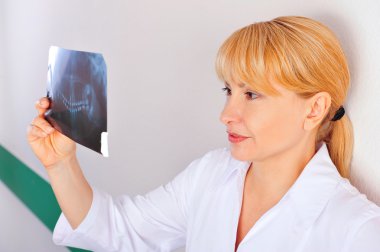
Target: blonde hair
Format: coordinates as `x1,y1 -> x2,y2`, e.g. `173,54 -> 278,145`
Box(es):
215,16 -> 354,179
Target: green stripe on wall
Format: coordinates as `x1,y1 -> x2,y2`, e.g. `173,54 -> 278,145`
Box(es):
0,144 -> 89,252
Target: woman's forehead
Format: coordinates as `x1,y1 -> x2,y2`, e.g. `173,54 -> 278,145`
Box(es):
225,78 -> 293,98
224,81 -> 246,88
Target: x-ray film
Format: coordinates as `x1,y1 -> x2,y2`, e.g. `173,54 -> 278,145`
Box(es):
44,46 -> 108,157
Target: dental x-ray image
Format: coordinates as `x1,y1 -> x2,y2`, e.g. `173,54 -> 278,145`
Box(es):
44,46 -> 108,157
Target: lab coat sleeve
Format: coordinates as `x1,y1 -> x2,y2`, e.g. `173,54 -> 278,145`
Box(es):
345,216 -> 380,252
52,158 -> 200,252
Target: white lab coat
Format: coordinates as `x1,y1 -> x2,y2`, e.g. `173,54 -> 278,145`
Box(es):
52,141 -> 380,251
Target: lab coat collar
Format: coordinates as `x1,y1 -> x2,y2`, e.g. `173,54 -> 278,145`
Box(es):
222,141 -> 342,231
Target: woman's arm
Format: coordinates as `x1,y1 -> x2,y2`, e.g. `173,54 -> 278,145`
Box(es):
27,97 -> 92,229
46,154 -> 93,229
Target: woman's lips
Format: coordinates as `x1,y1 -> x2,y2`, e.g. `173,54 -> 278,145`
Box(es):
227,132 -> 249,143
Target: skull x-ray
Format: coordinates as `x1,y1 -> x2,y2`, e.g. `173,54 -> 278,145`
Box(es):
44,46 -> 108,157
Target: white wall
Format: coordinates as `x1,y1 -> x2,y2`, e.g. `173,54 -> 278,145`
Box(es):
0,0 -> 5,130
1,0 -> 380,251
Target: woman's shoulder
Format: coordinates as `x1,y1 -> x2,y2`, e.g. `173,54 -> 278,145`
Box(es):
332,179 -> 380,250
184,146 -> 242,186
334,178 -> 380,216
305,177 -> 380,251
186,146 -> 233,173
323,177 -> 380,233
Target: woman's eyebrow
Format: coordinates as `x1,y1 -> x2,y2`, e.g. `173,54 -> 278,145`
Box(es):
224,82 -> 246,88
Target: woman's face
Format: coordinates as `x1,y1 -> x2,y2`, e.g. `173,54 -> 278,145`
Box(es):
219,77 -> 310,162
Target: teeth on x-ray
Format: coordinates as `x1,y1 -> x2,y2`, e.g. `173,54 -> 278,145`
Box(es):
61,92 -> 90,113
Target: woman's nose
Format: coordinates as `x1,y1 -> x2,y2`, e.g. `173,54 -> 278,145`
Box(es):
219,100 -> 242,125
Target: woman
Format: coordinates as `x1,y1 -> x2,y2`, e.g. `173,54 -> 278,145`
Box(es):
27,16 -> 380,251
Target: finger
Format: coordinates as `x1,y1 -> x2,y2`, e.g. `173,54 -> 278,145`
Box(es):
27,123 -> 49,139
34,97 -> 50,117
30,117 -> 55,134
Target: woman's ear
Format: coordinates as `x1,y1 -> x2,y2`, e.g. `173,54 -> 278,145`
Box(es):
303,92 -> 331,131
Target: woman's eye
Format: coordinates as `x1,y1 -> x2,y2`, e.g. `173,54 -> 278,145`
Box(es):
221,87 -> 259,100
245,91 -> 259,100
221,87 -> 231,96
